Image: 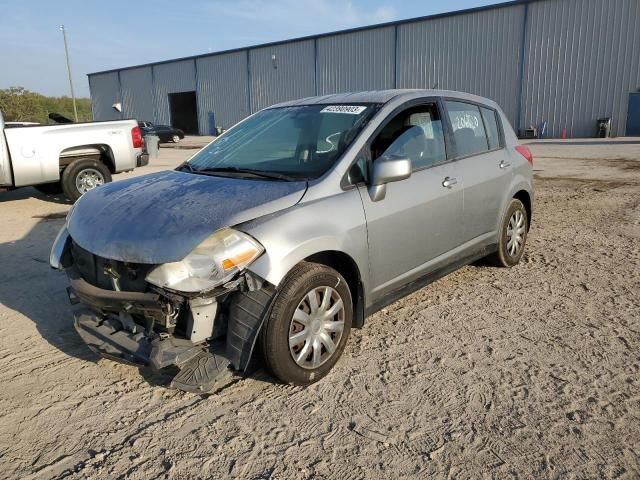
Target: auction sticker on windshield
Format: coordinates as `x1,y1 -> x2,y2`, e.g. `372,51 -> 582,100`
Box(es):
320,105 -> 367,114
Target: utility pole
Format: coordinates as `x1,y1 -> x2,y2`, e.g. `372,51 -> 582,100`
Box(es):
59,25 -> 78,122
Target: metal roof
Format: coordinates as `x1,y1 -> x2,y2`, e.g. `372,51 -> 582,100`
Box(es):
88,0 -> 542,77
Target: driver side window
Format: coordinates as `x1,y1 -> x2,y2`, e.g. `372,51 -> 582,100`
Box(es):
371,103 -> 446,171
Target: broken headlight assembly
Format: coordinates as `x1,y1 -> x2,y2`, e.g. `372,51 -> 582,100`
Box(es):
145,228 -> 264,293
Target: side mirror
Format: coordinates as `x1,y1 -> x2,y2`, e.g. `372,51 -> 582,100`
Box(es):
368,155 -> 411,202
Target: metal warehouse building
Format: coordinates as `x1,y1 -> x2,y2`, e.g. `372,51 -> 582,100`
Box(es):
88,0 -> 640,138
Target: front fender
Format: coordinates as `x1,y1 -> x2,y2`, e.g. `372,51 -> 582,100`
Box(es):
249,235 -> 358,286
239,188 -> 370,293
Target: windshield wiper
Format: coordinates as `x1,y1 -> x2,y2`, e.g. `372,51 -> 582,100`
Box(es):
192,166 -> 298,181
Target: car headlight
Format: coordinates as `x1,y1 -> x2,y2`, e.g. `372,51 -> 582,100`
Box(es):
145,228 -> 264,293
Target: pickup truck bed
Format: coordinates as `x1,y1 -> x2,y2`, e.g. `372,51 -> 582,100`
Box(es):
0,117 -> 148,201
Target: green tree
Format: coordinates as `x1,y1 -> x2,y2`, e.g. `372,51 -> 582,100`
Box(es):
0,86 -> 92,124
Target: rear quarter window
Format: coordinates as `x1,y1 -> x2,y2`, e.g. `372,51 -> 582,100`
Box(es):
480,107 -> 501,150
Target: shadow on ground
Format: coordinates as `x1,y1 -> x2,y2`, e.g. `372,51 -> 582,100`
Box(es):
0,186 -> 71,205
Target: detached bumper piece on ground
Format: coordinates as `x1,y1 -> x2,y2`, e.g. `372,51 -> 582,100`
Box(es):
74,310 -> 232,393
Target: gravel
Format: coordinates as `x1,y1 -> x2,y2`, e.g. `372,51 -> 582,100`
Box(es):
0,141 -> 638,479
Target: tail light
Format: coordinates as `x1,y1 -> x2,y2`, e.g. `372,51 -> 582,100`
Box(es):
515,145 -> 533,166
131,126 -> 143,149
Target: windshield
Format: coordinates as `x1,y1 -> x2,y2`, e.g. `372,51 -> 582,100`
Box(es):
184,104 -> 377,179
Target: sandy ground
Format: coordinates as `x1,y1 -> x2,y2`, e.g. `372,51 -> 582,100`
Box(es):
0,140 -> 638,479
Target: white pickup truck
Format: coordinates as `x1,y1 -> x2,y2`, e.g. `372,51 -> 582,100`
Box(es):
0,112 -> 148,201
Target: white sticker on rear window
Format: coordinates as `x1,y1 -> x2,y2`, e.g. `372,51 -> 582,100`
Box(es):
320,105 -> 367,114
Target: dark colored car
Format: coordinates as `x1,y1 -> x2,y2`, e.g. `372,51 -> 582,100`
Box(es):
138,121 -> 185,143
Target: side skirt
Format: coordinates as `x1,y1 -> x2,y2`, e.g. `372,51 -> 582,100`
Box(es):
364,243 -> 497,317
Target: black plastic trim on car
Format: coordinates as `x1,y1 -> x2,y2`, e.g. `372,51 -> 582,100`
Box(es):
226,282 -> 278,371
67,266 -> 163,313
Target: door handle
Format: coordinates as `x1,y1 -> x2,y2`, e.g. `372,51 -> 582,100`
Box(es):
500,160 -> 511,169
442,177 -> 458,188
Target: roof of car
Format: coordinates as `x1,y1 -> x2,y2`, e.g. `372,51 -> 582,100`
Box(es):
271,89 -> 497,109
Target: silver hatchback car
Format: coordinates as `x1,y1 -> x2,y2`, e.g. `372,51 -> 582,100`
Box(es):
51,90 -> 533,392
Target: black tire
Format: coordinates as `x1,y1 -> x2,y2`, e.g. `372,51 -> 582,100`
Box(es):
487,198 -> 529,267
34,182 -> 63,195
259,262 -> 353,385
61,158 -> 112,202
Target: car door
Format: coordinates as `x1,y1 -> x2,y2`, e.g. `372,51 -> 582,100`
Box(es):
357,100 -> 464,301
444,100 -> 512,245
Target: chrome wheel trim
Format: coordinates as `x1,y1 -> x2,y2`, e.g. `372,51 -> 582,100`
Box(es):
506,209 -> 526,256
172,135 -> 180,143
289,286 -> 345,370
75,168 -> 105,194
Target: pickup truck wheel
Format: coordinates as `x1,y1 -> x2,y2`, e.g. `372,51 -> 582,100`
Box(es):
487,198 -> 528,267
34,182 -> 63,195
61,159 -> 112,202
172,135 -> 180,143
259,262 -> 352,385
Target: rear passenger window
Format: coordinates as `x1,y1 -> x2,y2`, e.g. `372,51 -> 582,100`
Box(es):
446,101 -> 489,157
371,103 -> 447,171
481,107 -> 501,150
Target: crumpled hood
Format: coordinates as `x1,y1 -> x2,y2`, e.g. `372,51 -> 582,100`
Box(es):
67,170 -> 307,263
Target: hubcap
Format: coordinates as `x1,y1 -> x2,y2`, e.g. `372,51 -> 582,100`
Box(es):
75,168 -> 105,194
506,209 -> 526,256
289,286 -> 345,370
173,135 -> 180,142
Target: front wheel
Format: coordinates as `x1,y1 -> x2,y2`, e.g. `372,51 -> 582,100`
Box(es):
259,262 -> 352,385
61,158 -> 112,202
172,135 -> 180,143
487,198 -> 528,267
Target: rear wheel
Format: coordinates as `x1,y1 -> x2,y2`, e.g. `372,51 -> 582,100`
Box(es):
61,158 -> 112,202
259,262 -> 352,385
487,198 -> 528,267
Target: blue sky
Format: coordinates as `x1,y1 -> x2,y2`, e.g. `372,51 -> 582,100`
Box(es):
1,0 -> 501,97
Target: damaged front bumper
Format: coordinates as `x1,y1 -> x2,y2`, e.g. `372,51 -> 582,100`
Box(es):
73,309 -> 232,393
55,232 -> 272,393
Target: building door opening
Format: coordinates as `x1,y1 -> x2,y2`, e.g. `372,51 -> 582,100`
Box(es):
168,91 -> 199,135
626,93 -> 640,136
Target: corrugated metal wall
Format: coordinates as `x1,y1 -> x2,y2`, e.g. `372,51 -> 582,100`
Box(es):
88,0 -> 639,137
316,27 -> 395,94
522,0 -> 640,137
120,67 -> 154,122
88,72 -> 121,121
152,60 -> 196,125
397,4 -> 525,127
196,51 -> 249,132
249,40 -> 315,112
